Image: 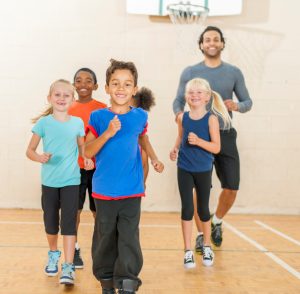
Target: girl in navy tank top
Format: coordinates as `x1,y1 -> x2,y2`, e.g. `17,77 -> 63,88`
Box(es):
170,78 -> 231,268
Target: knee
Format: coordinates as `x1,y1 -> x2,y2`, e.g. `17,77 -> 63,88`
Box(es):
181,208 -> 194,221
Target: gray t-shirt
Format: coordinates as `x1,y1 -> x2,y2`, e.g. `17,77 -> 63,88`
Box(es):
173,61 -> 252,129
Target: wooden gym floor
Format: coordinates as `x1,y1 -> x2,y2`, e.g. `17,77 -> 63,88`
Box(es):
0,209 -> 299,294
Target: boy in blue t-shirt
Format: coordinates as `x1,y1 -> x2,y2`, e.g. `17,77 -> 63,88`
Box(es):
85,59 -> 164,294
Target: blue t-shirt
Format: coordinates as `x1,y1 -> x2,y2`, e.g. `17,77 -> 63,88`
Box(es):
178,111 -> 214,172
87,107 -> 147,200
32,115 -> 85,187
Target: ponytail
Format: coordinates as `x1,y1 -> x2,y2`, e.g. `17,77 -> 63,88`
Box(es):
211,91 -> 232,130
31,105 -> 53,123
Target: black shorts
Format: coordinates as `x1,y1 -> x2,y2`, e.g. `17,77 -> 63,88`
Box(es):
41,185 -> 79,235
214,128 -> 240,190
79,168 -> 96,211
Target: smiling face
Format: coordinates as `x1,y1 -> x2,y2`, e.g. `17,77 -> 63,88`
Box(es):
47,82 -> 75,113
105,69 -> 138,110
186,86 -> 210,108
200,30 -> 224,58
74,70 -> 98,102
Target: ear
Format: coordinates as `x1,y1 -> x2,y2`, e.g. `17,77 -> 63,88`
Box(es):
47,95 -> 51,103
199,43 -> 203,51
105,84 -> 109,94
132,86 -> 138,96
93,84 -> 98,91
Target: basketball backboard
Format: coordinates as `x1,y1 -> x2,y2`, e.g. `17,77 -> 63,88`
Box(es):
126,0 -> 243,17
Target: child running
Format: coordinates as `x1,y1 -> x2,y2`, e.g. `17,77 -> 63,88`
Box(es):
130,87 -> 156,184
26,79 -> 88,285
68,68 -> 107,269
85,59 -> 164,294
170,78 -> 231,268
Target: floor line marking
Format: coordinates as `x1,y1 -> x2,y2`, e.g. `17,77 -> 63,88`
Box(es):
254,220 -> 300,246
224,221 -> 300,280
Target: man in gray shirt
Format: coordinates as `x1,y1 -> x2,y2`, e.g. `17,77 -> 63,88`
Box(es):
173,26 -> 252,250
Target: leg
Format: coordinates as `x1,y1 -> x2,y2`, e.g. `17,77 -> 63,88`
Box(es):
213,128 -> 240,246
87,168 -> 96,218
41,185 -> 61,276
177,168 -> 196,269
92,199 -> 118,283
215,189 -> 237,219
193,190 -> 204,254
114,198 -> 142,292
60,185 -> 79,285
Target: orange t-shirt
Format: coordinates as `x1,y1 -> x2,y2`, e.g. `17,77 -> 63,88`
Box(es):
68,99 -> 107,168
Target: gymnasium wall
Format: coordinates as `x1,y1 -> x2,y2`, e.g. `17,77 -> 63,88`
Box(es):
0,0 -> 299,214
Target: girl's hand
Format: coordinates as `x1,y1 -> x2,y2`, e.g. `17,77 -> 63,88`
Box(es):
38,152 -> 52,163
188,132 -> 199,145
107,115 -> 121,137
169,148 -> 178,161
84,158 -> 94,170
151,159 -> 164,173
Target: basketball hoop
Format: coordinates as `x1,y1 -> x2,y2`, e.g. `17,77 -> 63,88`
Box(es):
167,2 -> 209,57
167,2 -> 209,25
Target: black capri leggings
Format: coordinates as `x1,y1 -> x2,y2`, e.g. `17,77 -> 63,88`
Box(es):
177,167 -> 212,222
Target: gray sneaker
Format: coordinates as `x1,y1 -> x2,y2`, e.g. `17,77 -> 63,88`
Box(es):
195,234 -> 204,254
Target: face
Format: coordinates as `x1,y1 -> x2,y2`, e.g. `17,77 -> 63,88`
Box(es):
105,69 -> 137,107
186,86 -> 210,107
74,71 -> 98,100
48,83 -> 74,112
200,30 -> 224,58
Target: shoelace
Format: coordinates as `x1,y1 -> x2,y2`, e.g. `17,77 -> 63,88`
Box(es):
214,225 -> 222,238
74,249 -> 81,258
48,252 -> 60,268
184,251 -> 194,262
62,263 -> 74,275
203,247 -> 212,259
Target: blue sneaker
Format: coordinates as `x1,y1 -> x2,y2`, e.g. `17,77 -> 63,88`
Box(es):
45,250 -> 61,276
59,263 -> 75,285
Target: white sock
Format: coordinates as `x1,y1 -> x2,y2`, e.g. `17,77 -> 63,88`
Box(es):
212,214 -> 222,225
197,232 -> 204,236
75,242 -> 80,250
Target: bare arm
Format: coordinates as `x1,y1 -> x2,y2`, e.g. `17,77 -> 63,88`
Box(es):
170,113 -> 183,161
85,115 -> 121,159
78,136 -> 94,170
139,134 -> 164,173
188,115 -> 220,154
26,133 -> 51,163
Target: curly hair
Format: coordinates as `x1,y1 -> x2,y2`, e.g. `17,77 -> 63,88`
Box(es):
133,87 -> 155,111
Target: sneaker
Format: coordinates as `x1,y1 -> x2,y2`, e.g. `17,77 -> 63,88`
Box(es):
59,263 -> 75,285
183,250 -> 196,269
195,234 -> 204,254
102,289 -> 116,294
73,248 -> 84,269
45,250 -> 61,276
211,222 -> 223,247
202,246 -> 214,266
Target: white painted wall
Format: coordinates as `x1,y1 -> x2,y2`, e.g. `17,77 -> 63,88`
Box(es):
0,0 -> 299,214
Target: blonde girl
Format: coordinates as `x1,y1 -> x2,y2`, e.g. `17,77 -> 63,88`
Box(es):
26,79 -> 89,285
170,78 -> 231,269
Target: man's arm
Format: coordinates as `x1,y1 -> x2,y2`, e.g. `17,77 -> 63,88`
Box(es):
172,67 -> 191,118
233,67 -> 253,113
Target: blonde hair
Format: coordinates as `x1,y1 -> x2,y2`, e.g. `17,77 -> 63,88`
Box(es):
185,78 -> 232,130
32,79 -> 74,123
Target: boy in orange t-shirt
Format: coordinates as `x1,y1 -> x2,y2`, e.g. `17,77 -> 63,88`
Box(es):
68,68 -> 107,269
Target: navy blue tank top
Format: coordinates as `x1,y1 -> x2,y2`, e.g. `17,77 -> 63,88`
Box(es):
177,111 -> 214,172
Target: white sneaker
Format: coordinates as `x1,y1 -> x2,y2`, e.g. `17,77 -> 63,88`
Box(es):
184,250 -> 196,269
202,246 -> 214,266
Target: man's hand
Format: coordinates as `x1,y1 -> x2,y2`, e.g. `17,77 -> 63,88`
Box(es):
224,99 -> 238,111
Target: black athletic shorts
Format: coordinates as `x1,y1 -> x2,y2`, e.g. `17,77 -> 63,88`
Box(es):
41,185 -> 79,235
214,128 -> 240,190
79,168 -> 96,211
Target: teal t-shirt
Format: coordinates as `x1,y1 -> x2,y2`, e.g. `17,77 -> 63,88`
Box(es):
32,115 -> 85,187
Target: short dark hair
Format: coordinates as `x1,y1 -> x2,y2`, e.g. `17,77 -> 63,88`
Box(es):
133,87 -> 155,111
73,68 -> 97,84
198,26 -> 225,52
106,59 -> 138,86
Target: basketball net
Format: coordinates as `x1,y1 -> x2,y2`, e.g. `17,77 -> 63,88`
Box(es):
167,2 -> 209,56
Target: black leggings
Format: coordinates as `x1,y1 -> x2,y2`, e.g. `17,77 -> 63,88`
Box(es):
177,168 -> 212,222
